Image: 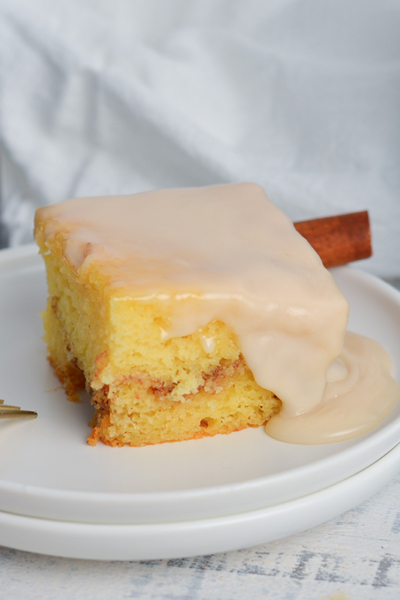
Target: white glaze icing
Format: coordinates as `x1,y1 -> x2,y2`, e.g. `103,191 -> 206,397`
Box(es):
35,183 -> 399,444
200,335 -> 216,354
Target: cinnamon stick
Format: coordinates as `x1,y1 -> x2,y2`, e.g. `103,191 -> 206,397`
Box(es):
294,211 -> 372,268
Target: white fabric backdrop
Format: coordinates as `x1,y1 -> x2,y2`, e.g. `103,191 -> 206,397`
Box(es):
1,0 -> 399,276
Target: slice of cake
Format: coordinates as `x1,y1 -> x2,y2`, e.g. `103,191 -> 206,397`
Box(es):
36,182 -> 379,447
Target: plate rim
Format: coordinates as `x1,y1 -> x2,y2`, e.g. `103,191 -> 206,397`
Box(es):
0,244 -> 400,522
1,440 -> 399,560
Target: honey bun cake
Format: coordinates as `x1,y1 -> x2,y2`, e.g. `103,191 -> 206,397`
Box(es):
34,183 -> 399,446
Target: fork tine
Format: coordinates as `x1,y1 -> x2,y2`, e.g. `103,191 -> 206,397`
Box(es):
0,399 -> 37,419
0,410 -> 37,420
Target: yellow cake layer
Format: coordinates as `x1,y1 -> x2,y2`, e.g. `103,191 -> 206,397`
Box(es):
37,236 -> 281,446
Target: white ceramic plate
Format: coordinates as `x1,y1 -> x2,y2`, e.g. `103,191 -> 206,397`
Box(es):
1,441 -> 400,560
0,245 -> 399,530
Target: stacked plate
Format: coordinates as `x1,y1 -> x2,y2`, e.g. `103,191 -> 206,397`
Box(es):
0,246 -> 399,560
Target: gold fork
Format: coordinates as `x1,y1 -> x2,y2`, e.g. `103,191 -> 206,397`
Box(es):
0,399 -> 37,420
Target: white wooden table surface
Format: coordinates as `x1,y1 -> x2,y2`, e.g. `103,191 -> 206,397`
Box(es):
1,280 -> 399,600
1,473 -> 400,600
